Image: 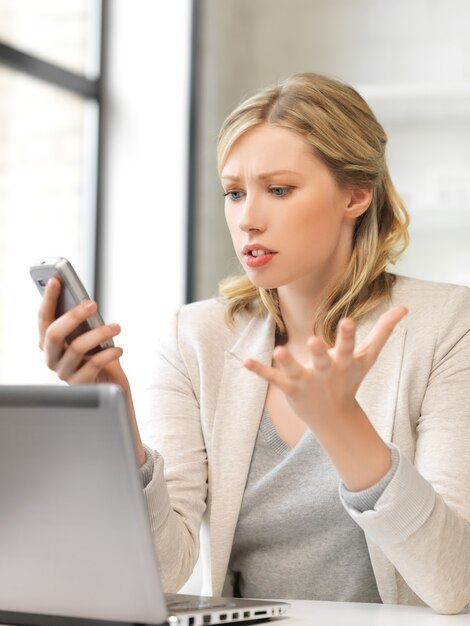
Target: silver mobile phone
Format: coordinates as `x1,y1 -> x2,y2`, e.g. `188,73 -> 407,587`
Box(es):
30,256 -> 114,353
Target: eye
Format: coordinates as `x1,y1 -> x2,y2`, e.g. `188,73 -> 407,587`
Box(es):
223,189 -> 245,201
269,186 -> 292,197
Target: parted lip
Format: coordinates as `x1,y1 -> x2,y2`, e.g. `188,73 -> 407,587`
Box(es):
242,243 -> 277,254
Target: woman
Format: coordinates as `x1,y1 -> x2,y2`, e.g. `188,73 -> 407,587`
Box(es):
38,73 -> 470,613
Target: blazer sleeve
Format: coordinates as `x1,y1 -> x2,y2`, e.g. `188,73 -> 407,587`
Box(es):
139,309 -> 207,592
341,285 -> 470,614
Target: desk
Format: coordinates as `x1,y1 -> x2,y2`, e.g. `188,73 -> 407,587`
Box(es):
0,603 -> 469,626
277,600 -> 470,625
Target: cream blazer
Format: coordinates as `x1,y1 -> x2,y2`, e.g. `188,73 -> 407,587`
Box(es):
141,275 -> 470,614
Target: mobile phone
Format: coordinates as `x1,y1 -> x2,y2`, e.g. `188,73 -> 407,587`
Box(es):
30,256 -> 114,353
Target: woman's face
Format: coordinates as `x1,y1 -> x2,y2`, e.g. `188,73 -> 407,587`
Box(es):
221,124 -> 369,292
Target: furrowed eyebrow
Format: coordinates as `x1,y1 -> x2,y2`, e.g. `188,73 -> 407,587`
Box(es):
221,169 -> 300,181
258,170 -> 300,180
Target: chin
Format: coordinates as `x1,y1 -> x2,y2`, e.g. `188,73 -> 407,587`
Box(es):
245,274 -> 285,291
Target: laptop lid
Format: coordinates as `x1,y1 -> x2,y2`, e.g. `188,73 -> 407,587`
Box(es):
0,384 -> 167,626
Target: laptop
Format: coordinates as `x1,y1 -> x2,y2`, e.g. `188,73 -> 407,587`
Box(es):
0,384 -> 289,626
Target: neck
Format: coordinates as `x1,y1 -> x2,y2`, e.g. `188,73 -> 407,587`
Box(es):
274,230 -> 354,358
276,280 -> 330,359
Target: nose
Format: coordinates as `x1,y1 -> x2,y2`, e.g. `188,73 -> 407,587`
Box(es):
238,192 -> 266,233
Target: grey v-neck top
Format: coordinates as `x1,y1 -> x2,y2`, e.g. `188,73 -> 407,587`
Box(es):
228,408 -> 383,602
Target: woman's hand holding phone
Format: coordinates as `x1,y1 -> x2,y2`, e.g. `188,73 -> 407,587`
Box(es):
37,276 -> 147,466
38,276 -> 124,385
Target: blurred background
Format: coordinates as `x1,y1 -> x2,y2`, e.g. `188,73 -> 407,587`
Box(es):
0,0 -> 191,408
1,0 -> 470,407
1,0 -> 469,594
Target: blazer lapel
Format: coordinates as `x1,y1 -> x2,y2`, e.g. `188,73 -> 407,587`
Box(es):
209,313 -> 275,594
355,302 -> 407,443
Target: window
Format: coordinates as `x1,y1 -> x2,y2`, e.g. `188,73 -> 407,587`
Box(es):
0,0 -> 103,383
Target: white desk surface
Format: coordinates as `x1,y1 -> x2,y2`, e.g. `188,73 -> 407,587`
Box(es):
0,600 -> 470,626
275,600 -> 470,625
0,602 -> 469,626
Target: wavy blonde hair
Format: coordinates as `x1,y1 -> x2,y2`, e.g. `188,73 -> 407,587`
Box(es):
218,73 -> 409,345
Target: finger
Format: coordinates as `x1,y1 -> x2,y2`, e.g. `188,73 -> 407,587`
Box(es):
55,324 -> 121,381
43,299 -> 98,367
68,347 -> 124,384
334,318 -> 356,370
355,306 -> 408,365
244,358 -> 292,392
307,335 -> 331,371
272,346 -> 306,380
38,277 -> 62,348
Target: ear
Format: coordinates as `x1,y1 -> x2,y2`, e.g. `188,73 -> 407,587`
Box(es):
344,186 -> 373,219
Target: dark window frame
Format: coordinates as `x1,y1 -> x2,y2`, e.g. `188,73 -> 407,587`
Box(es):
0,0 -> 107,301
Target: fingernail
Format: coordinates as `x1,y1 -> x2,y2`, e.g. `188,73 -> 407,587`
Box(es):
109,323 -> 121,332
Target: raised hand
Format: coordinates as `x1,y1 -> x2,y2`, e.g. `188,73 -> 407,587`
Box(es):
244,306 -> 407,428
244,306 -> 408,489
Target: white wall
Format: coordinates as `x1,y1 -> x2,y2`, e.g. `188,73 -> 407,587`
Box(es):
101,0 -> 191,422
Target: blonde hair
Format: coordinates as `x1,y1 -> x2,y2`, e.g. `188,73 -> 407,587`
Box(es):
218,73 -> 409,345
